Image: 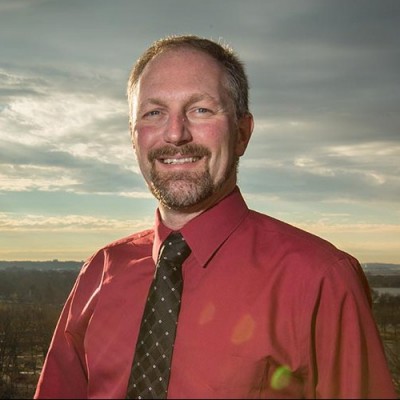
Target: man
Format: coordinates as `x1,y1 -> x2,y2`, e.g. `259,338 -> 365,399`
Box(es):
34,35 -> 396,399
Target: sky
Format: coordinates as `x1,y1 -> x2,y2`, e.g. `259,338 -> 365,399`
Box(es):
0,0 -> 399,263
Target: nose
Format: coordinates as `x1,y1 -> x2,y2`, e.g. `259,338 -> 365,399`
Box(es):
163,113 -> 192,146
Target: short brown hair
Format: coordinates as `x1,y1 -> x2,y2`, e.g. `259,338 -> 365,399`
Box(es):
127,34 -> 250,122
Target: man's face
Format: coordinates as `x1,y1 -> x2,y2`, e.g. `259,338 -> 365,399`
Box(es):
130,48 -> 252,211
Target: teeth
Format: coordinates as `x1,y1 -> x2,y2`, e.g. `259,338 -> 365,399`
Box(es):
162,157 -> 199,164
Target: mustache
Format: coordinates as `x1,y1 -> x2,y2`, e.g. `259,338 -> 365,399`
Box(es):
148,144 -> 211,162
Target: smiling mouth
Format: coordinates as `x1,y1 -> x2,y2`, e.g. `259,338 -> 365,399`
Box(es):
160,156 -> 201,165
149,144 -> 211,165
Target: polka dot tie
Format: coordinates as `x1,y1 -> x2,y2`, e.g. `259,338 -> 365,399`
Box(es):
126,232 -> 191,399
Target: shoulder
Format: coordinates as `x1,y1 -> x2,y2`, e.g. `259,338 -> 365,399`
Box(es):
245,209 -> 371,303
245,209 -> 363,277
247,210 -> 338,253
80,228 -> 154,274
103,228 -> 154,251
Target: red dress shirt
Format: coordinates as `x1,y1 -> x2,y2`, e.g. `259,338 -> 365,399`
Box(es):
35,187 -> 396,399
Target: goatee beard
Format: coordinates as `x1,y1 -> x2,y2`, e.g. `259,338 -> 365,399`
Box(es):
150,169 -> 215,210
148,144 -> 238,210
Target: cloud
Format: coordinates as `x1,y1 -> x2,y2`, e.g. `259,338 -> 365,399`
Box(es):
0,66 -> 148,195
296,221 -> 400,235
0,80 -> 127,146
241,111 -> 400,204
0,0 -> 45,12
0,164 -> 80,192
0,211 -> 153,232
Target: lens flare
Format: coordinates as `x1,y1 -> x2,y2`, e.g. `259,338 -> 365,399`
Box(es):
231,314 -> 255,344
270,365 -> 292,390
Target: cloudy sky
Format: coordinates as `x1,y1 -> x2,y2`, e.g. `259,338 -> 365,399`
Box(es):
1,0 -> 399,263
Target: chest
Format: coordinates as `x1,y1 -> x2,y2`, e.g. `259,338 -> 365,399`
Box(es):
85,251 -> 311,398
167,256 -> 309,398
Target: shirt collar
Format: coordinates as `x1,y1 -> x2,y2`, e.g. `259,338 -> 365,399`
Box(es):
152,187 -> 249,267
152,212 -> 172,264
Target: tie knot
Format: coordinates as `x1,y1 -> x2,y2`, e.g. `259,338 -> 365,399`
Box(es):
160,232 -> 191,264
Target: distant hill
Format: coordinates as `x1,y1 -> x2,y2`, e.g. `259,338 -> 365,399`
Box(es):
361,263 -> 400,275
0,260 -> 83,271
1,260 -> 399,274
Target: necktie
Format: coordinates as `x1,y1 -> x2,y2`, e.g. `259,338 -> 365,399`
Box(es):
127,232 -> 191,399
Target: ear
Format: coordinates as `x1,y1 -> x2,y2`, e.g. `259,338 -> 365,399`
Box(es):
235,113 -> 254,157
129,121 -> 136,150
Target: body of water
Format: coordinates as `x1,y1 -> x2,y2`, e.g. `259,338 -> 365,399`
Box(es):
373,287 -> 400,296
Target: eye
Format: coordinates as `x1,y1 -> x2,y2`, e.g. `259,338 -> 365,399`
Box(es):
144,110 -> 161,118
196,108 -> 211,114
187,106 -> 215,121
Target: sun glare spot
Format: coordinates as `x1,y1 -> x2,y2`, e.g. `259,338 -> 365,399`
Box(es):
198,302 -> 216,325
231,314 -> 255,345
270,365 -> 292,391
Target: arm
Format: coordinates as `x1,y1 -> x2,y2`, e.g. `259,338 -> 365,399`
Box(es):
308,257 -> 397,399
34,251 -> 105,399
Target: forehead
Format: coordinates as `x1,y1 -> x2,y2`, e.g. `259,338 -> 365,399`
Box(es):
137,48 -> 226,92
147,46 -> 222,71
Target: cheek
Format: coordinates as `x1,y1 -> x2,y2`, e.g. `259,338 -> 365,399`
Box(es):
197,120 -> 232,145
132,138 -> 151,172
134,125 -> 158,152
206,131 -> 237,171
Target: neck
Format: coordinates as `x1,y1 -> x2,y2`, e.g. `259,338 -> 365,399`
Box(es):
158,185 -> 236,230
159,207 -> 203,230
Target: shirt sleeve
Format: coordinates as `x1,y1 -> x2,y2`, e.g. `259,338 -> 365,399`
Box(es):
34,250 -> 105,399
306,256 -> 397,399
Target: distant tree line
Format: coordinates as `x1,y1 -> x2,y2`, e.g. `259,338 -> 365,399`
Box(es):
366,273 -> 400,288
0,303 -> 61,398
0,268 -> 78,398
0,268 -> 78,305
0,260 -> 82,271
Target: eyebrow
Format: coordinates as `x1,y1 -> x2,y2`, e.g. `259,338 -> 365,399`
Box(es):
186,93 -> 219,106
139,98 -> 166,108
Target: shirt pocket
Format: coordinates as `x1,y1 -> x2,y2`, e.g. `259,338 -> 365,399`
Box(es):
209,354 -> 268,398
210,354 -> 304,399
